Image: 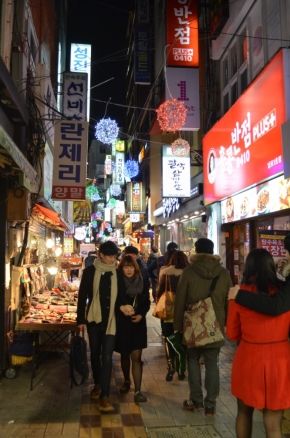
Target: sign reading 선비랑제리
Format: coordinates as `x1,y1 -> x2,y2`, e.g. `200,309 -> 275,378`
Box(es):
203,49 -> 288,205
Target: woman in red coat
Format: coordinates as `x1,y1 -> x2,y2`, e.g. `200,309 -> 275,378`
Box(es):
227,248 -> 290,438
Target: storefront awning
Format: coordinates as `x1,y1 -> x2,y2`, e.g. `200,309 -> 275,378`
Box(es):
32,203 -> 67,231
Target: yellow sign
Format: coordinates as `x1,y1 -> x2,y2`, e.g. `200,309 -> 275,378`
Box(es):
115,140 -> 125,152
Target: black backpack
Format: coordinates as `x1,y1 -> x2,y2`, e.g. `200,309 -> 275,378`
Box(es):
70,334 -> 89,386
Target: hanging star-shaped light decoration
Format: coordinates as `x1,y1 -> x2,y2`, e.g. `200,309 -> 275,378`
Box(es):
171,138 -> 190,156
110,184 -> 122,197
156,98 -> 187,132
94,118 -> 119,144
124,159 -> 139,179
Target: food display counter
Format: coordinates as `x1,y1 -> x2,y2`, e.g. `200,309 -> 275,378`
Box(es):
11,265 -> 80,389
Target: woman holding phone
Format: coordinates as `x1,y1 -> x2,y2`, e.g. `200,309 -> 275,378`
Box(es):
115,255 -> 150,403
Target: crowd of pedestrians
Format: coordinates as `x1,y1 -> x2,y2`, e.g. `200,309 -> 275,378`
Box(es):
76,237 -> 290,437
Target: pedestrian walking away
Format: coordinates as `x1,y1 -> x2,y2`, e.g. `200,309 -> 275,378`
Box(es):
174,238 -> 232,416
157,250 -> 189,382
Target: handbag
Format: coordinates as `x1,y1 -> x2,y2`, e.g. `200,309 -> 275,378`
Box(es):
70,332 -> 89,386
182,276 -> 224,348
152,275 -> 175,320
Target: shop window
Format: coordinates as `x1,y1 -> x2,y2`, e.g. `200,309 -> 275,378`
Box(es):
239,30 -> 248,65
240,68 -> 248,94
223,92 -> 229,113
231,82 -> 238,104
222,57 -> 229,85
230,45 -> 238,77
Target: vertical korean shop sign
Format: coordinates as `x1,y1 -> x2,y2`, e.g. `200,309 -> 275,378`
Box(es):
126,182 -> 146,213
52,120 -> 88,200
167,0 -> 199,67
203,49 -> 289,205
70,43 -> 91,121
162,145 -> 191,197
63,72 -> 88,120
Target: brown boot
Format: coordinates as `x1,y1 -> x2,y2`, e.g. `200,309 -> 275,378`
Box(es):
90,384 -> 100,400
99,397 -> 114,413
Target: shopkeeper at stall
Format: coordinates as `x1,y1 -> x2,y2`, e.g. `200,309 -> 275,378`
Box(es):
77,240 -> 119,413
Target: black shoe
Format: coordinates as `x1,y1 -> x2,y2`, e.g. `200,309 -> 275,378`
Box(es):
183,400 -> 204,412
119,380 -> 130,394
178,372 -> 185,381
166,370 -> 175,381
205,406 -> 215,416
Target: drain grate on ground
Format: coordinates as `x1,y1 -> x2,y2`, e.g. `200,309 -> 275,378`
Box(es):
146,425 -> 221,438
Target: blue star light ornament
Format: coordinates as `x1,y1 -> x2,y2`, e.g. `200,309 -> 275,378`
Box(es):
124,159 -> 139,179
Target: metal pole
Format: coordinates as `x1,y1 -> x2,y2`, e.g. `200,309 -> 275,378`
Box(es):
0,178 -> 8,372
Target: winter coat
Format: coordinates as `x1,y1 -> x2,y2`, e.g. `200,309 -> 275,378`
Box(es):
115,272 -> 150,353
157,265 -> 184,300
174,253 -> 232,348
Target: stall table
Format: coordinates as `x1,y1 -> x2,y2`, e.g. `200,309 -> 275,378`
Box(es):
16,320 -> 77,389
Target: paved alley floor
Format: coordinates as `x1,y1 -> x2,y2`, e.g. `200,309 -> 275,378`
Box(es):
0,307 -> 266,437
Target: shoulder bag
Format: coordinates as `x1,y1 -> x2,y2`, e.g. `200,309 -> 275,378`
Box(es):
182,276 -> 224,348
152,275 -> 175,320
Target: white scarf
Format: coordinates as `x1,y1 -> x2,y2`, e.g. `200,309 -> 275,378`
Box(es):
87,258 -> 117,335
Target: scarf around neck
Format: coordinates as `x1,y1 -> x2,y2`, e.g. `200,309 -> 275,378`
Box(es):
87,258 -> 117,335
123,274 -> 144,296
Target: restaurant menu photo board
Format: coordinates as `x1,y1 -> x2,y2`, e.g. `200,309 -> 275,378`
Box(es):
203,49 -> 290,205
258,230 -> 288,278
221,174 -> 290,223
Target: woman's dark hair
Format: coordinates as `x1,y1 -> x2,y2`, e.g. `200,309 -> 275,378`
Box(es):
118,254 -> 140,278
242,248 -> 279,293
167,250 -> 189,269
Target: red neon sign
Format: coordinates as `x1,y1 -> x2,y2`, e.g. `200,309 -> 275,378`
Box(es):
167,0 -> 199,67
203,50 -> 287,204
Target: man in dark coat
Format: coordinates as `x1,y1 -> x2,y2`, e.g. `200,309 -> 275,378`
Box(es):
77,240 -> 119,413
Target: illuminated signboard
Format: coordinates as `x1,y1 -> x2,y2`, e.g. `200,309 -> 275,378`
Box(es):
52,120 -> 88,200
165,67 -> 200,130
203,49 -> 289,205
113,152 -> 125,184
70,43 -> 91,121
221,174 -> 290,224
63,72 -> 87,120
167,0 -> 199,67
162,145 -> 191,198
126,182 -> 146,213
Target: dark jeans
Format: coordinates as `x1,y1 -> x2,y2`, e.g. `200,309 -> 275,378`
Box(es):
187,346 -> 220,409
86,322 -> 115,398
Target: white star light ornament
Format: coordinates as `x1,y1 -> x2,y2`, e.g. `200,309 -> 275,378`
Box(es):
94,118 -> 119,144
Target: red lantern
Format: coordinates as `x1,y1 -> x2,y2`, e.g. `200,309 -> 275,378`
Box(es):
156,99 -> 187,132
171,138 -> 190,156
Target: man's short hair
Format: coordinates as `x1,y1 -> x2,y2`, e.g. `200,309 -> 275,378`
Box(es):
166,242 -> 178,252
124,245 -> 139,256
99,240 -> 119,256
195,238 -> 214,255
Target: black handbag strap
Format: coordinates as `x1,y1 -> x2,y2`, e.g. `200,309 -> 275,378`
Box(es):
208,275 -> 219,297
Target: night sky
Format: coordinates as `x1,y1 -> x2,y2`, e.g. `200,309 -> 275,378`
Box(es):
67,0 -> 134,142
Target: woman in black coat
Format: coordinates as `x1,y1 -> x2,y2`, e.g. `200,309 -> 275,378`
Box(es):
115,255 -> 150,403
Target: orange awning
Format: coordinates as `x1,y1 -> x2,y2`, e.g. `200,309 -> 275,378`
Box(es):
32,203 -> 67,230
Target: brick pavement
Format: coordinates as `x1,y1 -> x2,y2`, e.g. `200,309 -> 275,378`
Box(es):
0,306 -> 267,437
